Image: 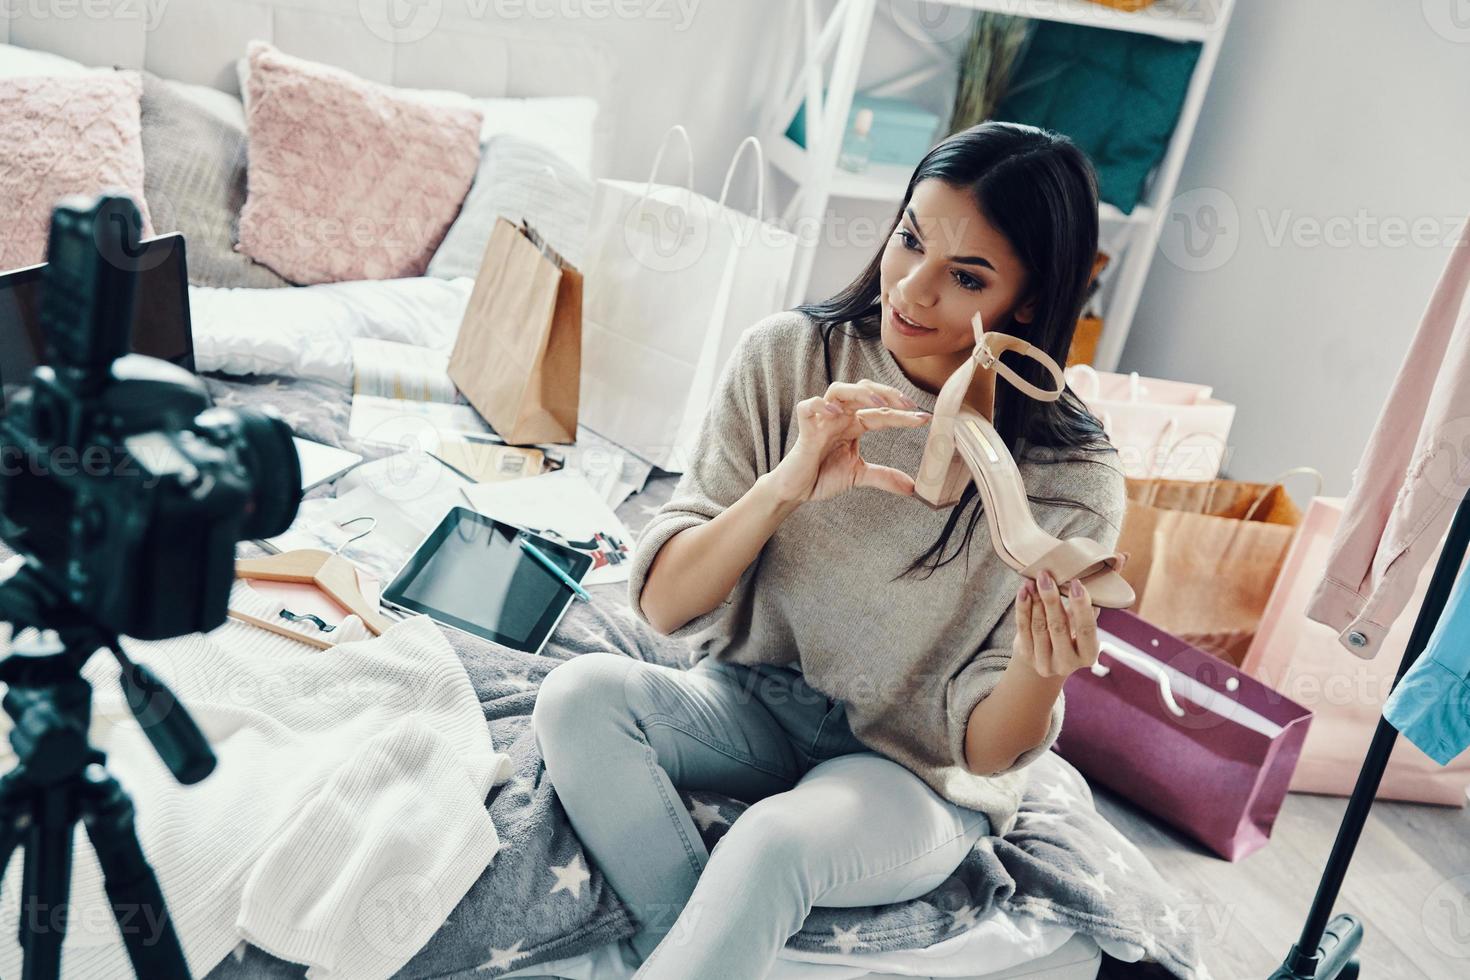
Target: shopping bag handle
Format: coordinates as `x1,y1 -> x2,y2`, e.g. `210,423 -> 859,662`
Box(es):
1239,465 -> 1325,523
1064,363 -> 1100,401
1064,365 -> 1155,404
1142,420 -> 1230,482
1093,642 -> 1187,717
635,124 -> 696,212
1065,364 -> 1215,406
717,136 -> 767,222
1085,409 -> 1229,483
1138,462 -> 1325,567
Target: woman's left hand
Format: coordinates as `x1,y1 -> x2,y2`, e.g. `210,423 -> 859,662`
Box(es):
1012,570 -> 1099,678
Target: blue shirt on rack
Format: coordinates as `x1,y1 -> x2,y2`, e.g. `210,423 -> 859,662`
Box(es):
1382,559 -> 1470,764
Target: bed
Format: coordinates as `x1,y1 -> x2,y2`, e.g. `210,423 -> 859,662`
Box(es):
171,369 -> 1202,980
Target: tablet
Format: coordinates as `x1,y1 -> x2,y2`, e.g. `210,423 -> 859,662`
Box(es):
383,508 -> 593,654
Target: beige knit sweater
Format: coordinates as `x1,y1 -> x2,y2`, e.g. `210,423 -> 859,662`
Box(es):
627,310 -> 1126,835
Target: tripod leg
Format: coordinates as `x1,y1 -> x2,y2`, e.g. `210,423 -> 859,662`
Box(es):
0,770 -> 30,887
79,769 -> 191,980
20,787 -> 75,980
1279,488 -> 1470,978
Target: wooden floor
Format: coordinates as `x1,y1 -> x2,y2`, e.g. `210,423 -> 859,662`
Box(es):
1089,782 -> 1470,979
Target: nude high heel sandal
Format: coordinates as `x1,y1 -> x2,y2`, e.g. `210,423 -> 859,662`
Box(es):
911,312 -> 1134,609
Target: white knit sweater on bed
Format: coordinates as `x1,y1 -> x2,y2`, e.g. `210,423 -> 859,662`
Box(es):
0,584 -> 511,980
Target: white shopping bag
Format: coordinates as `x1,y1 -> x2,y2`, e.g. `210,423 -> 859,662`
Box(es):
580,128 -> 797,472
1065,364 -> 1236,481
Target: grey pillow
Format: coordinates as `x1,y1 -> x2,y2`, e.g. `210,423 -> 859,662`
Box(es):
427,133 -> 594,280
138,72 -> 292,289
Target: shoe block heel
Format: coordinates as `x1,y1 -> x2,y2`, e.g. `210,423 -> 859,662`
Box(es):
913,423 -> 972,509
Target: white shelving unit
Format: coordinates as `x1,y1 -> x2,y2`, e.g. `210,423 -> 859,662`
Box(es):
760,0 -> 1237,372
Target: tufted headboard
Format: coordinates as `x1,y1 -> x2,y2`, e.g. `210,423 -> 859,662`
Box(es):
0,0 -> 619,172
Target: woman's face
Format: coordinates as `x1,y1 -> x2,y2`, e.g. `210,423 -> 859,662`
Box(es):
878,179 -> 1036,374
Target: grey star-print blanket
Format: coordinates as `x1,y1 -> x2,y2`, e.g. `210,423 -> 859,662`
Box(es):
192,373 -> 1206,980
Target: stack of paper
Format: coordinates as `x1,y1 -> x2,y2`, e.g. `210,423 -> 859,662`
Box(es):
348,339 -> 494,451
347,339 -> 652,510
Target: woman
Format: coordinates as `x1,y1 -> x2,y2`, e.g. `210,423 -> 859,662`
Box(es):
531,121 -> 1127,977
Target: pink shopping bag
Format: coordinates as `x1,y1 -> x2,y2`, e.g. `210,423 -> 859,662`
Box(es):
1239,497 -> 1470,805
1054,608 -> 1313,861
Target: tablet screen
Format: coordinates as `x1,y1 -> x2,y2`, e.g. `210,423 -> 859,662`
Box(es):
384,508 -> 593,652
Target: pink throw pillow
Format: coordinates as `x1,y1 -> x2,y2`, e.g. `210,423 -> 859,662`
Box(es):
0,72 -> 153,272
237,42 -> 483,284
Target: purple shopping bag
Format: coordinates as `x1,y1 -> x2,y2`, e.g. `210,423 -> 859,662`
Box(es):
1052,609 -> 1314,861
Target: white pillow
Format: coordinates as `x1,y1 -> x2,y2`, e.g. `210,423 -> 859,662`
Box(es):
235,53 -> 598,178
476,97 -> 598,181
0,42 -> 88,79
428,133 -> 595,280
190,276 -> 474,385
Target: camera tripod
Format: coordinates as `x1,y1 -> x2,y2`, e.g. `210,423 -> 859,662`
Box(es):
0,560 -> 216,979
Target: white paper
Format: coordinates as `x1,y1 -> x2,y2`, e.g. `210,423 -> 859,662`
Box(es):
531,424 -> 649,509
293,436 -> 363,490
461,468 -> 634,586
262,451 -> 473,583
348,394 -> 497,451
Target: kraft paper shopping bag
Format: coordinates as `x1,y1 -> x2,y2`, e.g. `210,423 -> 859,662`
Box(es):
1115,468 -> 1319,666
449,217 -> 583,445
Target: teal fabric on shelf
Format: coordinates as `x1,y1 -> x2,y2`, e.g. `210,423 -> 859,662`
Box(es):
1382,559 -> 1470,765
991,22 -> 1202,214
785,92 -> 941,168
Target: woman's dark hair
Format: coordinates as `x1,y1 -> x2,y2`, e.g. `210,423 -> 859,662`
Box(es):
794,121 -> 1118,581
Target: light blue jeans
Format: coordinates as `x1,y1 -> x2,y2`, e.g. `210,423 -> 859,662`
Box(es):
531,652 -> 990,979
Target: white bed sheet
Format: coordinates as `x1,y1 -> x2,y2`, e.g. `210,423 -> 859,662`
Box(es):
498,908 -> 1079,980
189,276 -> 473,386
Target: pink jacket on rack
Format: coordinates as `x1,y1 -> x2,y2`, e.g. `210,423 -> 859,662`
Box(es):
1305,212 -> 1470,659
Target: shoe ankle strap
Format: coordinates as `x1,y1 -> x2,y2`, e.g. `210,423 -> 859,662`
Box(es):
973,332 -> 1066,403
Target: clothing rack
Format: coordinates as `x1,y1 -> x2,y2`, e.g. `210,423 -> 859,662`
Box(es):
1268,484 -> 1470,978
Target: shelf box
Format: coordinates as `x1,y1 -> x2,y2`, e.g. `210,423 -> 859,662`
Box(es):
786,93 -> 942,170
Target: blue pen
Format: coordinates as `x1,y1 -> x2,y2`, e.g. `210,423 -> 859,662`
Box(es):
519,536 -> 592,602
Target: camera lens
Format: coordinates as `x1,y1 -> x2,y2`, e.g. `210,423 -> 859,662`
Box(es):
229,408 -> 302,540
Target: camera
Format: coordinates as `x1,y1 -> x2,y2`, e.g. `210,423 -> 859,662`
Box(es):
0,193 -> 303,639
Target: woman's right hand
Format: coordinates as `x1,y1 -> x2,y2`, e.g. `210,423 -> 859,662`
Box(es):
766,380 -> 933,505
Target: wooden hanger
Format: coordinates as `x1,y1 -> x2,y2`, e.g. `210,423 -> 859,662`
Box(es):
225,594 -> 336,650
229,517 -> 391,640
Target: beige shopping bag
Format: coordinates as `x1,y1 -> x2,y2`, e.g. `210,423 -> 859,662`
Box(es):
449,217 -> 583,445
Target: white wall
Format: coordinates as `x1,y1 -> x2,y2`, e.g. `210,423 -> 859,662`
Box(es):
0,0 -> 787,203
546,0 -> 788,197
1120,0 -> 1470,496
